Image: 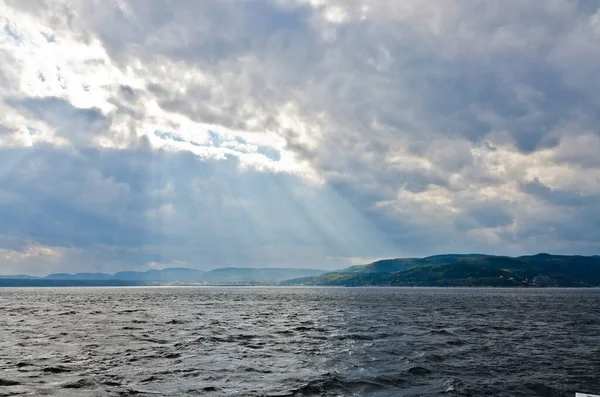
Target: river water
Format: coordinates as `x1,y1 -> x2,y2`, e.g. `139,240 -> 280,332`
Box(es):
1,287 -> 599,396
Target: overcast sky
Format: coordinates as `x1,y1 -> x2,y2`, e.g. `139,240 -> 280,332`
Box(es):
1,0 -> 600,275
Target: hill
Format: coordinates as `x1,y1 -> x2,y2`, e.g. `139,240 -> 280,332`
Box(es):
341,254 -> 493,274
201,267 -> 326,282
281,254 -> 600,287
0,267 -> 326,286
112,268 -> 205,281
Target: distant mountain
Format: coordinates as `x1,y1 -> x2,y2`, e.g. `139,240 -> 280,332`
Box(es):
281,254 -> 600,287
0,266 -> 326,285
113,268 -> 205,281
46,272 -> 113,280
0,274 -> 40,280
201,267 -> 325,282
0,279 -> 149,287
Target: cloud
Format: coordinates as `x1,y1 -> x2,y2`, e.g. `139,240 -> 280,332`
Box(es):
0,143 -> 396,275
7,96 -> 109,145
1,0 -> 600,274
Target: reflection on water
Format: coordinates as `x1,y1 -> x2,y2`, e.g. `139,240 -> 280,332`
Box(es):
1,287 -> 599,396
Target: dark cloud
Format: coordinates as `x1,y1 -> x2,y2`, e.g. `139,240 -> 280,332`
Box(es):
7,97 -> 109,144
75,0 -> 316,67
464,201 -> 514,229
0,123 -> 12,135
118,85 -> 136,100
521,178 -> 599,208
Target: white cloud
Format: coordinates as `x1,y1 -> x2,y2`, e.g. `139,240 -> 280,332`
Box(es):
0,244 -> 61,261
1,0 -> 317,179
0,243 -> 64,275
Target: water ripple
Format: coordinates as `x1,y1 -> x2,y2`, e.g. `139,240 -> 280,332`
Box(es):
1,287 -> 599,396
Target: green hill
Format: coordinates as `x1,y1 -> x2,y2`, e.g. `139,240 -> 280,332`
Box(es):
341,254 -> 493,274
281,254 -> 600,287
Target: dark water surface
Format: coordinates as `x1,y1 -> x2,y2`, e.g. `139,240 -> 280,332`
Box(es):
1,287 -> 599,396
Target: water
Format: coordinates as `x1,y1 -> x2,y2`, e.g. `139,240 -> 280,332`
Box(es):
1,287 -> 599,396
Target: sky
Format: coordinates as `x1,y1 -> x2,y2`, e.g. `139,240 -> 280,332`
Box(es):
1,0 -> 600,275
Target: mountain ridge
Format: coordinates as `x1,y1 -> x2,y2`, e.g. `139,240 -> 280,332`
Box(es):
281,253 -> 600,287
0,267 -> 326,283
3,254 -> 600,287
